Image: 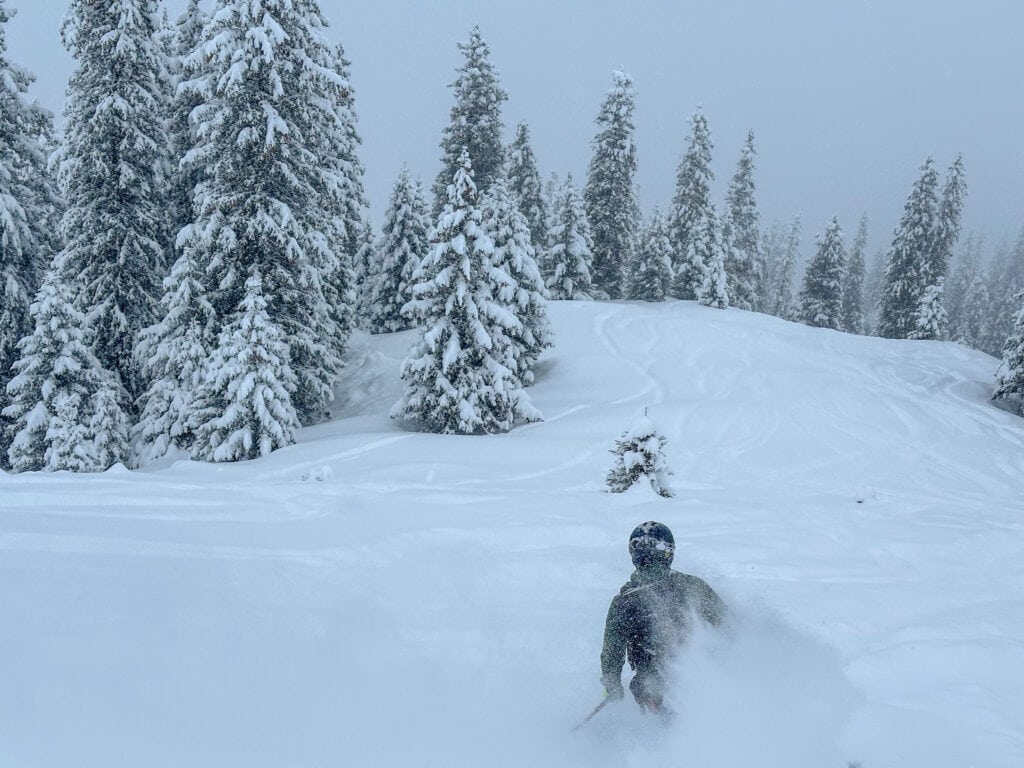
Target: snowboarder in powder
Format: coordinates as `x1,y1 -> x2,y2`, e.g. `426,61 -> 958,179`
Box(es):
600,521 -> 725,715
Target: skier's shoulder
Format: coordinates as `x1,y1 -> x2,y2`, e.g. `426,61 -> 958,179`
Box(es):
669,569 -> 726,622
668,569 -> 715,593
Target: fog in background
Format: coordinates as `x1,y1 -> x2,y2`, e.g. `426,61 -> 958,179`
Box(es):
7,0 -> 1023,256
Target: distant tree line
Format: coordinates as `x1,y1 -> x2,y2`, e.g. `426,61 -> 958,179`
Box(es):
3,8 -> 1023,474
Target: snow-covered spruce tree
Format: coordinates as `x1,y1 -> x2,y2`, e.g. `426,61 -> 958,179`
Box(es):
862,248 -> 886,334
773,217 -> 802,319
181,0 -> 347,428
980,233 -> 1024,357
721,130 -> 761,311
799,217 -> 846,330
393,151 -> 540,434
0,0 -> 60,461
506,121 -> 547,251
583,70 -> 640,299
669,109 -> 715,300
908,279 -> 947,341
367,169 -> 430,333
606,415 -> 673,498
841,215 -> 868,334
993,293 -> 1024,413
319,41 -> 366,356
3,266 -> 129,472
57,0 -> 170,401
945,234 -> 989,347
877,158 -> 940,339
132,237 -> 217,466
480,178 -> 551,385
925,154 -> 967,292
431,26 -> 507,218
693,209 -> 728,309
166,0 -> 209,266
628,208 -> 673,302
191,268 -> 300,461
544,175 -> 597,301
350,216 -> 376,328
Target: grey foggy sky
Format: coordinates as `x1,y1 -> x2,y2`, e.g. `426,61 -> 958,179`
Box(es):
6,0 -> 1024,258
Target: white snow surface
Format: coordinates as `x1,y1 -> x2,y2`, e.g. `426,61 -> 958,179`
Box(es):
3,300 -> 1023,768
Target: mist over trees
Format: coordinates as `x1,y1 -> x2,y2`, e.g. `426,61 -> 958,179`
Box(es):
2,7 -> 1022,472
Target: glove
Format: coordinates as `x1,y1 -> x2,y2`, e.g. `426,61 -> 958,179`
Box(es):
602,673 -> 624,701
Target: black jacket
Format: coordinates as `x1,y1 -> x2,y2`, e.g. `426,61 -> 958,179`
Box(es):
601,564 -> 724,680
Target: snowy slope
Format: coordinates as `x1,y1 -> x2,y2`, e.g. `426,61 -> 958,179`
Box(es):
2,300 -> 1023,768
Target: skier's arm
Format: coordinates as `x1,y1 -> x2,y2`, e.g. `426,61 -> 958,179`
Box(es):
696,579 -> 726,627
600,594 -> 627,694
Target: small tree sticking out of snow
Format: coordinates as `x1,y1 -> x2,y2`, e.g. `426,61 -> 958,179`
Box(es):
606,414 -> 674,498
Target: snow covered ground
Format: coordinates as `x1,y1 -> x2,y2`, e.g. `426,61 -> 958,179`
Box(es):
3,300 -> 1023,768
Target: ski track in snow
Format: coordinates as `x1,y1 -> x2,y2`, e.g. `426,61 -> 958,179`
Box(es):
2,300 -> 1023,768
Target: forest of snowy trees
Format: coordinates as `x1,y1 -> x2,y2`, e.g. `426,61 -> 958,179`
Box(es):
2,2 -> 1024,473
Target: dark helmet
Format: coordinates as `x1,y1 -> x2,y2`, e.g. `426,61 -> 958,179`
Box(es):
629,521 -> 675,568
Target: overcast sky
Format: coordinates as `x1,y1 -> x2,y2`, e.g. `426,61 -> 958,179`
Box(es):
6,0 -> 1023,258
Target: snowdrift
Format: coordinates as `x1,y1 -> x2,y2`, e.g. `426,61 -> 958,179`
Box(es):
3,300 -> 1023,767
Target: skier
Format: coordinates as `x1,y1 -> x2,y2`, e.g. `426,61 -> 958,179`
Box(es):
600,521 -> 726,715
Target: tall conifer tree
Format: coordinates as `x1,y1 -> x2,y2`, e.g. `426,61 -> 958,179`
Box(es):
583,70 -> 639,299
0,1 -> 60,464
877,158 -> 940,339
367,169 -> 430,333
993,294 -> 1024,413
394,152 -> 539,434
669,109 -> 715,300
799,217 -> 846,330
544,175 -> 597,301
3,265 -> 129,472
431,26 -> 507,218
481,179 -> 551,385
721,131 -> 761,311
57,0 -> 170,401
841,215 -> 868,334
181,0 -> 350,436
628,209 -> 674,302
506,121 -> 547,251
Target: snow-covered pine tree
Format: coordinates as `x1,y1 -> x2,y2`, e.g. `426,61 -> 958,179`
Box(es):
770,218 -> 802,319
721,130 -> 761,311
862,248 -> 886,334
606,414 -> 673,498
628,208 -> 673,302
841,215 -> 869,334
431,27 -> 507,218
181,0 -> 347,428
980,233 -> 1024,357
0,0 -> 60,463
350,217 -> 376,329
669,109 -> 715,300
544,175 -> 597,301
926,154 -> 967,291
506,121 -> 547,251
319,40 -> 366,357
57,0 -> 170,401
3,266 -> 129,472
132,238 -> 217,466
694,210 -> 728,309
877,158 -> 940,339
191,268 -> 300,461
799,217 -> 846,330
993,292 -> 1024,413
166,0 -> 208,267
583,70 -> 640,299
480,178 -> 551,385
367,169 -> 430,333
908,279 -> 947,341
393,151 -> 540,434
945,234 -> 989,347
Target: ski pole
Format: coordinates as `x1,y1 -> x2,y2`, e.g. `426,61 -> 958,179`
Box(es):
571,696 -> 614,732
